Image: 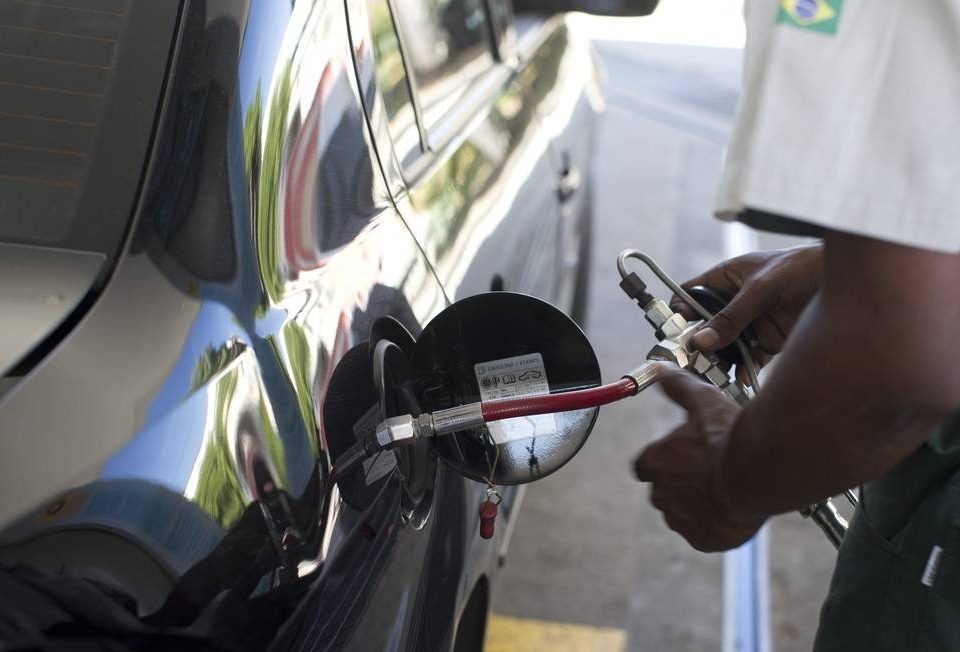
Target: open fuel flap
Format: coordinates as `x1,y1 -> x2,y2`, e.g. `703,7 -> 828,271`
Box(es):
322,292 -> 602,518
409,293 -> 601,485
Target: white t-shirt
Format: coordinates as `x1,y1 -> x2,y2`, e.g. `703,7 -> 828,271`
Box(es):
716,0 -> 960,253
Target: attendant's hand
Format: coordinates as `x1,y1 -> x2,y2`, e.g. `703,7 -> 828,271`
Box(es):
672,244 -> 822,381
634,364 -> 764,552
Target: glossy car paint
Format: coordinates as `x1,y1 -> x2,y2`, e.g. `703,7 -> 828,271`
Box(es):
0,244 -> 104,377
0,0 -> 602,648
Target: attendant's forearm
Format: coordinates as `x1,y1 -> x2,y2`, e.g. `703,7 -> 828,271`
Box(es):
714,230 -> 960,522
716,294 -> 942,521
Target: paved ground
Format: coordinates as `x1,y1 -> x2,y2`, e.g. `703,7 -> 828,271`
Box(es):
490,31 -> 839,652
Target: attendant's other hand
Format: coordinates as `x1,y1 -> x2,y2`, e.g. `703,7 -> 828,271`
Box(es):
634,364 -> 763,552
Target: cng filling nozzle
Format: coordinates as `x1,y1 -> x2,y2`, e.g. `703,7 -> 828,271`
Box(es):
616,249 -> 854,549
336,249 -> 854,549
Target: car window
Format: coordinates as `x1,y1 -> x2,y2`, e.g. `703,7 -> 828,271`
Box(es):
367,0 -> 422,167
391,0 -> 495,130
0,1 -> 176,256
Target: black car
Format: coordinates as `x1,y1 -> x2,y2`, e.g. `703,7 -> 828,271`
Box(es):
0,0 -> 651,648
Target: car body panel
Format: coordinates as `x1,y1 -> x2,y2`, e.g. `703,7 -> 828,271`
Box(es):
0,0 -> 603,648
0,0 -> 450,647
0,244 -> 105,378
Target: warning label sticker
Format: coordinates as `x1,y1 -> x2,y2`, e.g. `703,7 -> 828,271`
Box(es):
474,353 -> 556,444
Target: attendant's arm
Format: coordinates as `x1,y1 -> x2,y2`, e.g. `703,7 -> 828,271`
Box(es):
717,230 -> 960,520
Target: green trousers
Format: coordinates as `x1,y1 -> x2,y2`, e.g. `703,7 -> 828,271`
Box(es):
814,439 -> 960,652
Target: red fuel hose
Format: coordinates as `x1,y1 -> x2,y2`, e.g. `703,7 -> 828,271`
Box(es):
481,377 -> 639,423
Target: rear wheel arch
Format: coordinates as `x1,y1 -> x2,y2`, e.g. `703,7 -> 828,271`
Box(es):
453,576 -> 491,652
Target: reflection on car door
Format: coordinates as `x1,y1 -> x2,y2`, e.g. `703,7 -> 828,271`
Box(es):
515,16 -> 605,314
357,0 -> 565,305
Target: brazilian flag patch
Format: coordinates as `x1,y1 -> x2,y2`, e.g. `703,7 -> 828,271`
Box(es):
778,0 -> 843,35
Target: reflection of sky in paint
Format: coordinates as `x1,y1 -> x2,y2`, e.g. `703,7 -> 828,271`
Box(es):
255,305 -> 289,338
102,302 -> 243,491
237,1 -> 293,121
100,390 -> 210,494
146,302 -> 244,422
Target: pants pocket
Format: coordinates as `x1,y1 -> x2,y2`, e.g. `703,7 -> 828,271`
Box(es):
817,472 -> 960,652
915,499 -> 960,652
813,506 -> 902,652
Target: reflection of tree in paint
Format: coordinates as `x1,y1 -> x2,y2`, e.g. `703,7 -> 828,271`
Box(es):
243,84 -> 263,180
411,55 -> 555,256
194,370 -> 245,528
258,399 -> 288,491
370,1 -> 415,139
190,341 -> 242,391
415,141 -> 496,252
281,323 -> 322,457
513,24 -> 565,114
245,64 -> 294,305
190,348 -> 289,528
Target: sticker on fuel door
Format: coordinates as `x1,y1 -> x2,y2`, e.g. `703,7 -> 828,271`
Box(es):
474,353 -> 557,444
